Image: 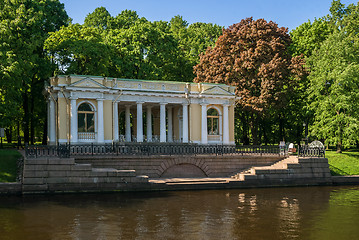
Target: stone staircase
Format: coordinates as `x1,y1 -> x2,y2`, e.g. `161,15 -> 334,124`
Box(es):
22,157 -> 149,193
231,155 -> 332,182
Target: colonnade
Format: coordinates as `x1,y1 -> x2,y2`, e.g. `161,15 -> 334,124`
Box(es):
48,98 -> 229,144
113,102 -> 189,143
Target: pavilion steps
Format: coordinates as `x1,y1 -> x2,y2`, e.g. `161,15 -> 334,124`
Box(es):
231,156 -> 301,180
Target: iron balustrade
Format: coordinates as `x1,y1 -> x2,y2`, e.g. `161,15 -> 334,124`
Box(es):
25,143 -> 288,158
298,145 -> 325,158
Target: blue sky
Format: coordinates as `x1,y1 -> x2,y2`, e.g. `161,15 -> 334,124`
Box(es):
59,0 -> 357,31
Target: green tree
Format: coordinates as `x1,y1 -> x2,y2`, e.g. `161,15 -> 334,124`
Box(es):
108,9 -> 143,30
0,0 -> 68,144
104,20 -> 180,80
45,24 -> 113,76
169,16 -> 223,81
84,6 -> 112,29
290,18 -> 333,58
308,31 -> 359,152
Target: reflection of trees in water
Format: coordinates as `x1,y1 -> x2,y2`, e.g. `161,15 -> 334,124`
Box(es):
0,187 -> 359,239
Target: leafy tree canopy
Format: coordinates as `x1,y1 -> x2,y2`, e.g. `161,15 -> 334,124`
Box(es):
84,6 -> 111,29
308,31 -> 359,151
0,0 -> 68,137
194,17 -> 305,112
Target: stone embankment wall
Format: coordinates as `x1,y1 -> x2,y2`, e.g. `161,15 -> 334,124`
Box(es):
22,157 -> 148,194
74,154 -> 286,178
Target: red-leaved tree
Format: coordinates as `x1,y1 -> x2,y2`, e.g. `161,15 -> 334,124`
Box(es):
194,17 -> 305,144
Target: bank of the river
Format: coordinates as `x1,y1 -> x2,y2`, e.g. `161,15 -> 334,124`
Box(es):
0,149 -> 21,182
326,150 -> 359,175
1,149 -> 359,195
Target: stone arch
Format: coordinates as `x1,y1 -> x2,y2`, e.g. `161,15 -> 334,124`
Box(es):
159,157 -> 210,178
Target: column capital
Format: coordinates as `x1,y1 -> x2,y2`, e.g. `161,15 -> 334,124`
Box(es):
200,103 -> 208,106
182,102 -> 189,106
69,97 -> 78,101
136,101 -> 144,105
160,102 -> 167,106
97,98 -> 105,101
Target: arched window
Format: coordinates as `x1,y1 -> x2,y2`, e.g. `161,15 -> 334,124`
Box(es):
78,103 -> 94,133
207,108 -> 219,135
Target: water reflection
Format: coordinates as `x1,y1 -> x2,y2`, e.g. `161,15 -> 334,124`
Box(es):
0,186 -> 358,240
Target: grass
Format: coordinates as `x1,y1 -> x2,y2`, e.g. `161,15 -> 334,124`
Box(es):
326,150 -> 359,176
0,149 -> 22,182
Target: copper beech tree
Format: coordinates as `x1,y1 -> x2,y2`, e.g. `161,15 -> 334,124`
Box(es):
194,17 -> 306,144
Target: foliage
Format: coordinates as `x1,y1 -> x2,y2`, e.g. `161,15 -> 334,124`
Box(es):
194,17 -> 306,144
308,31 -> 359,152
104,20 -> 181,81
46,8 -> 223,82
0,149 -> 21,182
0,0 -> 68,144
5,0 -> 359,148
290,18 -> 333,58
169,16 -> 223,81
84,6 -> 111,29
45,24 -> 112,76
194,17 -> 303,112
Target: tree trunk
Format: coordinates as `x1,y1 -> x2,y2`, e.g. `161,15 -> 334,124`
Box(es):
23,91 -> 29,144
337,125 -> 342,153
251,112 -> 259,145
279,113 -> 284,142
42,119 -> 47,145
241,111 -> 250,145
5,127 -> 12,144
30,94 -> 35,144
262,119 -> 268,145
17,121 -> 21,149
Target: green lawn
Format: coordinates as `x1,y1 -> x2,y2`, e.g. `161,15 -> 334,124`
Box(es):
326,150 -> 359,176
0,149 -> 22,182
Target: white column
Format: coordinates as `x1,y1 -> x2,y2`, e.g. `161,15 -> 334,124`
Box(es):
97,99 -> 104,143
160,103 -> 167,142
125,105 -> 131,142
223,104 -> 229,145
146,106 -> 152,142
47,100 -> 50,143
201,104 -> 208,144
182,103 -> 189,143
49,97 -> 56,144
113,101 -> 119,142
70,98 -> 78,143
137,102 -> 143,142
167,106 -> 173,142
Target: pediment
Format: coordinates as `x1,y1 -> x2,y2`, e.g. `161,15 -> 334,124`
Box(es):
201,86 -> 233,96
69,77 -> 107,89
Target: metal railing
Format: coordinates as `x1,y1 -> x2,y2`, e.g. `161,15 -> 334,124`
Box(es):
298,145 -> 325,158
25,143 -> 286,158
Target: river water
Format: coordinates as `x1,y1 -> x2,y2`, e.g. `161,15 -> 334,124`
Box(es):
0,186 -> 358,240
